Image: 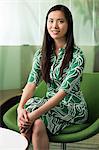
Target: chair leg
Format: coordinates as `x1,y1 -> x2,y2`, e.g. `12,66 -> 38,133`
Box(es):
61,143 -> 67,150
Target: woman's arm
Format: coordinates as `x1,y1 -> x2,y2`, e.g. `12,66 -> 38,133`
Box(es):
18,82 -> 36,110
17,82 -> 36,130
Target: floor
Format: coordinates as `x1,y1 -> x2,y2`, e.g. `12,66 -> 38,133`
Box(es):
0,89 -> 22,105
0,90 -> 99,150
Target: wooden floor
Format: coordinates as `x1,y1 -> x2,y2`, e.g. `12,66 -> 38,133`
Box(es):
0,90 -> 99,150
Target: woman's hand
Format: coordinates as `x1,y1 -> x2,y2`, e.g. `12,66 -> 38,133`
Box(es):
18,109 -> 34,134
22,112 -> 35,133
17,107 -> 29,131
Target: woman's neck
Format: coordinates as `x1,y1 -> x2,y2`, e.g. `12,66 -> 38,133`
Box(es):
54,40 -> 66,56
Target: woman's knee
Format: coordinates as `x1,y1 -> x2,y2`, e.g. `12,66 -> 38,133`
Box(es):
32,119 -> 46,136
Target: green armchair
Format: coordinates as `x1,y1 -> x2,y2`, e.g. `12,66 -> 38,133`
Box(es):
3,73 -> 99,149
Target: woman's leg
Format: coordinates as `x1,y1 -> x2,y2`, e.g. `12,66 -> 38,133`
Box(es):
32,119 -> 49,150
21,128 -> 32,142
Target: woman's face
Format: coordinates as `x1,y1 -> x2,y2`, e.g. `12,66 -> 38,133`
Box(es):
47,10 -> 68,41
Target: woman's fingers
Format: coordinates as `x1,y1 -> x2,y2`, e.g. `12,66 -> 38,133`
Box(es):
20,127 -> 25,133
19,123 -> 32,134
18,108 -> 29,122
23,110 -> 29,122
17,109 -> 33,134
19,117 -> 32,128
18,109 -> 29,125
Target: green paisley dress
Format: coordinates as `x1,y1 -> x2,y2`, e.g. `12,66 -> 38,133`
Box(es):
25,46 -> 88,135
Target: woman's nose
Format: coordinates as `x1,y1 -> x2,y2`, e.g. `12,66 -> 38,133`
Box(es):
52,21 -> 58,28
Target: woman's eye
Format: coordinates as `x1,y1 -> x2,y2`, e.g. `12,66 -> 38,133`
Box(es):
59,20 -> 64,23
48,20 -> 53,23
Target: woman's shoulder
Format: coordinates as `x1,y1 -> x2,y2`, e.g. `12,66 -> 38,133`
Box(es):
34,48 -> 41,55
73,45 -> 84,56
33,49 -> 42,58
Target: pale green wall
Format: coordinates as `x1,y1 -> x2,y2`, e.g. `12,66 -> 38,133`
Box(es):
0,46 -> 21,90
0,45 -> 98,90
0,46 -> 37,90
79,46 -> 95,73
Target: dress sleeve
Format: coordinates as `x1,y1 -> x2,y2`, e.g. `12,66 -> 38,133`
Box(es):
27,50 -> 42,85
59,48 -> 85,93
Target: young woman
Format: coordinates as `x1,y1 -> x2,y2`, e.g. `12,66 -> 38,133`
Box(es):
17,4 -> 88,150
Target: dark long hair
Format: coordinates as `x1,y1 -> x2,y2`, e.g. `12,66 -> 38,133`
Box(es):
41,4 -> 74,83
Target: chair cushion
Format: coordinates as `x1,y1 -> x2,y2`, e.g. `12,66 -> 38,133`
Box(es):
60,123 -> 90,134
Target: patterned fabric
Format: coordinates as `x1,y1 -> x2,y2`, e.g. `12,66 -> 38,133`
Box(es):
25,46 -> 88,134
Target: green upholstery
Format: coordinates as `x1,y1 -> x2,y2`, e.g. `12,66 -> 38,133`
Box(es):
80,73 -> 99,122
3,73 -> 99,144
3,104 -> 19,132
